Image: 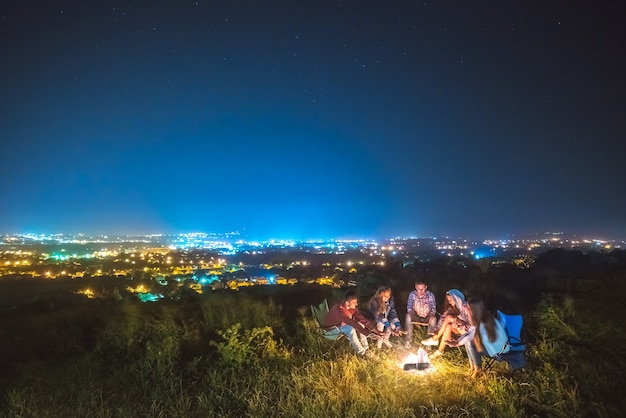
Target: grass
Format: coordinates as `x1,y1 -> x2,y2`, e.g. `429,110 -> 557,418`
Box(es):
1,277 -> 625,417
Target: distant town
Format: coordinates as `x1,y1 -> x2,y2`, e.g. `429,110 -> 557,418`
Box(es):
1,232 -> 623,302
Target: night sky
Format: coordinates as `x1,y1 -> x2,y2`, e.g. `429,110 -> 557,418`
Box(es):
2,1 -> 625,240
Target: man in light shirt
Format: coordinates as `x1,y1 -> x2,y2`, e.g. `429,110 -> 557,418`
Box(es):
404,280 -> 437,346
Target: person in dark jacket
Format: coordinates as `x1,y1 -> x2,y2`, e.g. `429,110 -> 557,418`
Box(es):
323,290 -> 380,356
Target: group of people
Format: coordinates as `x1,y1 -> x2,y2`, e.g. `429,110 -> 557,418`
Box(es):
321,280 -> 510,377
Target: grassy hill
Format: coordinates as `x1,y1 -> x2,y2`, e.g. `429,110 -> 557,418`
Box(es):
1,249 -> 625,417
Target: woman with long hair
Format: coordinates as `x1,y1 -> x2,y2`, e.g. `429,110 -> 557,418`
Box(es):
450,298 -> 510,377
368,285 -> 402,349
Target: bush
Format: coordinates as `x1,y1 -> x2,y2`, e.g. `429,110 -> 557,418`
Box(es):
211,323 -> 291,366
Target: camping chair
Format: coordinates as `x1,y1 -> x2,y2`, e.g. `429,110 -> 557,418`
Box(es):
310,299 -> 345,343
483,310 -> 528,372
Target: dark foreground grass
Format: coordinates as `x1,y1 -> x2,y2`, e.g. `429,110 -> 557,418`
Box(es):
1,282 -> 625,417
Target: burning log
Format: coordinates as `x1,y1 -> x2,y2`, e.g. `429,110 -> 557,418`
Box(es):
402,347 -> 431,371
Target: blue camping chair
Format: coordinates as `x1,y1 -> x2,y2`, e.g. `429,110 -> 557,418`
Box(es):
483,310 -> 528,371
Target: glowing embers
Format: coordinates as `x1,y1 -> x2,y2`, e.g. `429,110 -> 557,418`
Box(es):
401,347 -> 434,372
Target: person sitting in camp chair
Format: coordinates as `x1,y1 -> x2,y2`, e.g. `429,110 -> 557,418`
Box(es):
404,280 -> 437,347
421,289 -> 470,359
447,298 -> 509,378
368,285 -> 403,349
322,290 -> 381,357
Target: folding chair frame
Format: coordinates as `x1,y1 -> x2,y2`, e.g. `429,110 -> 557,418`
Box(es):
483,310 -> 528,372
311,299 -> 345,344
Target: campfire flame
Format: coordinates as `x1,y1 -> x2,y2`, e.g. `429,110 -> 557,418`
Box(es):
402,347 -> 433,372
